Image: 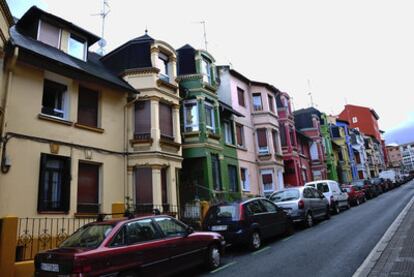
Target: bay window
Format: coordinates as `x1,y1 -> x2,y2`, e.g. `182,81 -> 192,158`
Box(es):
253,93 -> 263,111
159,102 -> 173,140
134,101 -> 151,140
201,58 -> 212,84
257,128 -> 269,154
205,103 -> 215,132
183,100 -> 199,132
157,52 -> 169,82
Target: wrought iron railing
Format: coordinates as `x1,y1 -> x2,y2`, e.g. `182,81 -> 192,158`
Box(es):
16,216 -> 97,261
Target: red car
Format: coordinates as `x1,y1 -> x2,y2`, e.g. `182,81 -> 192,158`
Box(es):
34,215 -> 225,277
341,185 -> 366,206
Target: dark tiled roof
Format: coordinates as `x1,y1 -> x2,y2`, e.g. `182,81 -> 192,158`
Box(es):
9,26 -> 136,93
219,100 -> 244,117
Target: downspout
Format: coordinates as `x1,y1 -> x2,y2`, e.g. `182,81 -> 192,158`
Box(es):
0,47 -> 18,173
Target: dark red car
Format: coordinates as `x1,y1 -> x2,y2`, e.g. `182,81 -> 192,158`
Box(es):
34,215 -> 225,277
341,185 -> 366,206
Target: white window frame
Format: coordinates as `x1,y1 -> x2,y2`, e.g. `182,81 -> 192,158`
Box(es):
201,58 -> 212,84
252,93 -> 263,111
183,100 -> 199,132
257,128 -> 269,155
352,117 -> 358,123
204,102 -> 215,133
240,167 -> 250,192
261,169 -> 274,193
42,71 -> 71,120
37,20 -> 62,48
157,52 -> 170,82
68,34 -> 87,61
223,121 -> 234,145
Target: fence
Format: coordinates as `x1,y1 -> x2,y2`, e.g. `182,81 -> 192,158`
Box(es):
16,217 -> 97,261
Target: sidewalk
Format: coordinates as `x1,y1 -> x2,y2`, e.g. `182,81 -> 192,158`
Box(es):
354,182 -> 414,277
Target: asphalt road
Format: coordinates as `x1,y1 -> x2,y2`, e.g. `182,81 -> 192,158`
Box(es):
191,181 -> 414,277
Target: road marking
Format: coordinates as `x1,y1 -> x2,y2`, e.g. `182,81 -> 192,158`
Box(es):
282,236 -> 293,242
252,246 -> 271,255
210,261 -> 237,274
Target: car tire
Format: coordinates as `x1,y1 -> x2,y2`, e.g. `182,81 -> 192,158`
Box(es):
356,198 -> 360,206
305,212 -> 314,228
249,231 -> 261,251
205,244 -> 221,270
325,207 -> 331,220
333,203 -> 340,214
346,201 -> 351,210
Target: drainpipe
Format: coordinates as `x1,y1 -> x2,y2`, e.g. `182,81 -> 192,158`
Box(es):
0,47 -> 18,173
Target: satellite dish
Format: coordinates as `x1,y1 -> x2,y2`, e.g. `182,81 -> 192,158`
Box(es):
98,38 -> 107,48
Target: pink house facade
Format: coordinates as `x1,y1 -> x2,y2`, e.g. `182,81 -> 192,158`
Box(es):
217,66 -> 284,196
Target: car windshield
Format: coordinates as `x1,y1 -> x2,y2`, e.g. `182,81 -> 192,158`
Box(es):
270,189 -> 300,202
59,224 -> 113,249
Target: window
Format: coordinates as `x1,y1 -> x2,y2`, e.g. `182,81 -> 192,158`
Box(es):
272,130 -> 280,154
77,162 -> 100,213
134,101 -> 151,140
154,217 -> 187,237
223,121 -> 234,144
261,170 -> 274,193
303,188 -> 314,199
237,87 -> 245,107
126,219 -> 160,244
42,79 -> 67,119
205,103 -> 215,132
261,199 -> 277,213
310,142 -> 319,161
37,20 -> 60,48
280,126 -> 287,146
201,58 -> 212,84
211,154 -> 221,190
78,86 -> 99,127
245,200 -> 265,215
268,95 -> 275,113
68,34 -> 86,60
135,167 -> 153,208
159,102 -> 173,140
289,128 -> 296,147
157,52 -> 169,82
253,93 -> 263,111
240,167 -> 250,191
352,117 -> 358,123
236,124 -> 245,147
228,165 -> 238,192
38,154 -> 71,212
183,101 -> 199,132
257,128 -> 269,154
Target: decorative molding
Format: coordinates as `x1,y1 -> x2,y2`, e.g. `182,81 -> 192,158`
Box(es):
130,138 -> 154,146
203,83 -> 217,93
74,123 -> 105,133
159,138 -> 181,150
38,114 -> 73,126
208,132 -> 221,140
176,74 -> 203,82
127,166 -> 135,172
157,79 -> 178,92
150,46 -> 160,53
120,67 -> 160,77
49,143 -> 60,154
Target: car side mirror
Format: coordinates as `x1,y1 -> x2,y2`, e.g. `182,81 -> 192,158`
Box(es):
185,226 -> 194,237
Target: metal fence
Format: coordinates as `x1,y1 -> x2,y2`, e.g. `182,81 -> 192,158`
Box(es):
16,216 -> 97,261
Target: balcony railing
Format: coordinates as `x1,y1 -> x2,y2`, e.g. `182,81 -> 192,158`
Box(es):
133,132 -> 151,141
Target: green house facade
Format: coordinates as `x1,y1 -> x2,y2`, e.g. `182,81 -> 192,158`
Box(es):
176,45 -> 241,205
320,113 -> 338,181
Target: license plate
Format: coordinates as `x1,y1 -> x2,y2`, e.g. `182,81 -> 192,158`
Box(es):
211,225 -> 227,231
41,263 -> 59,272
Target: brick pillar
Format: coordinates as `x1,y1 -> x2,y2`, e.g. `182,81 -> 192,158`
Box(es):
0,217 -> 18,277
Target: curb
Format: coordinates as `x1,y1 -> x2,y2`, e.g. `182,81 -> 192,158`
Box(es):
352,190 -> 414,277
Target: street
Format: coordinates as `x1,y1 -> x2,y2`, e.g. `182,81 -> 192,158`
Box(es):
186,181 -> 414,277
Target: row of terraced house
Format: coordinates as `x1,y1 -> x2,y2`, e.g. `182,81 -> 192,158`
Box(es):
0,5 -> 390,275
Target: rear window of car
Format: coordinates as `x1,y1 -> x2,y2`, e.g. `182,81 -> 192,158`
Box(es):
60,224 -> 113,249
207,205 -> 239,221
317,183 -> 329,192
269,189 -> 300,202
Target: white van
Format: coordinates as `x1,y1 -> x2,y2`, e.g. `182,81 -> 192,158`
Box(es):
305,180 -> 349,214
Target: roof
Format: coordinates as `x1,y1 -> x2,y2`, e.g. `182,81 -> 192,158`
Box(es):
293,107 -> 322,129
9,25 -> 136,93
344,104 -> 380,120
218,100 -> 244,117
0,0 -> 14,27
296,129 -> 312,141
102,33 -> 155,60
17,6 -> 100,45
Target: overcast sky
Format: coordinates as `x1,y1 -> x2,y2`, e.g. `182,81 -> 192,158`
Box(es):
7,0 -> 414,135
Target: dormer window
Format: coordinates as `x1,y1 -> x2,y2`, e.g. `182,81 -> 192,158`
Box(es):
37,20 -> 61,48
68,34 -> 87,60
201,58 -> 212,85
157,52 -> 169,82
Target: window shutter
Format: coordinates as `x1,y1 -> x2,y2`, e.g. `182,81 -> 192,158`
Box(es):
135,168 -> 153,205
257,129 -> 267,148
135,101 -> 151,134
62,156 -> 71,212
159,103 -> 173,138
237,88 -> 245,107
37,154 -> 48,212
236,125 -> 243,146
38,21 -> 60,48
78,86 -> 98,127
77,163 -> 99,213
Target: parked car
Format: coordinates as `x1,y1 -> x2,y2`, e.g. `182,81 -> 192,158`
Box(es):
352,180 -> 376,199
370,177 -> 386,193
305,180 -> 349,214
35,215 -> 225,277
341,184 -> 365,206
203,198 -> 294,251
269,187 -> 330,227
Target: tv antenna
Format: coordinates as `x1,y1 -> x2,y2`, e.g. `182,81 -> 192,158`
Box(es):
92,0 -> 110,55
198,21 -> 208,51
307,79 -> 315,107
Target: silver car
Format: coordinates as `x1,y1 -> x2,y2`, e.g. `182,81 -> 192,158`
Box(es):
269,187 -> 330,227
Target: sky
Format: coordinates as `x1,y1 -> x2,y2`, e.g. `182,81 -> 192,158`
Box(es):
6,0 -> 414,141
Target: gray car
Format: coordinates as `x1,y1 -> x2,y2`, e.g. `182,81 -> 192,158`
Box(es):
269,187 -> 330,227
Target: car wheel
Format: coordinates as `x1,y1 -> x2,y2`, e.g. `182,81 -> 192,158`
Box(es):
249,231 -> 261,250
356,198 -> 360,206
305,212 -> 314,228
205,244 -> 221,270
333,203 -> 340,214
346,201 -> 351,210
325,207 -> 331,220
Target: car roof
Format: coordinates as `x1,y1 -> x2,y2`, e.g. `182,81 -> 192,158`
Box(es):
83,214 -> 175,226
305,180 -> 334,184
